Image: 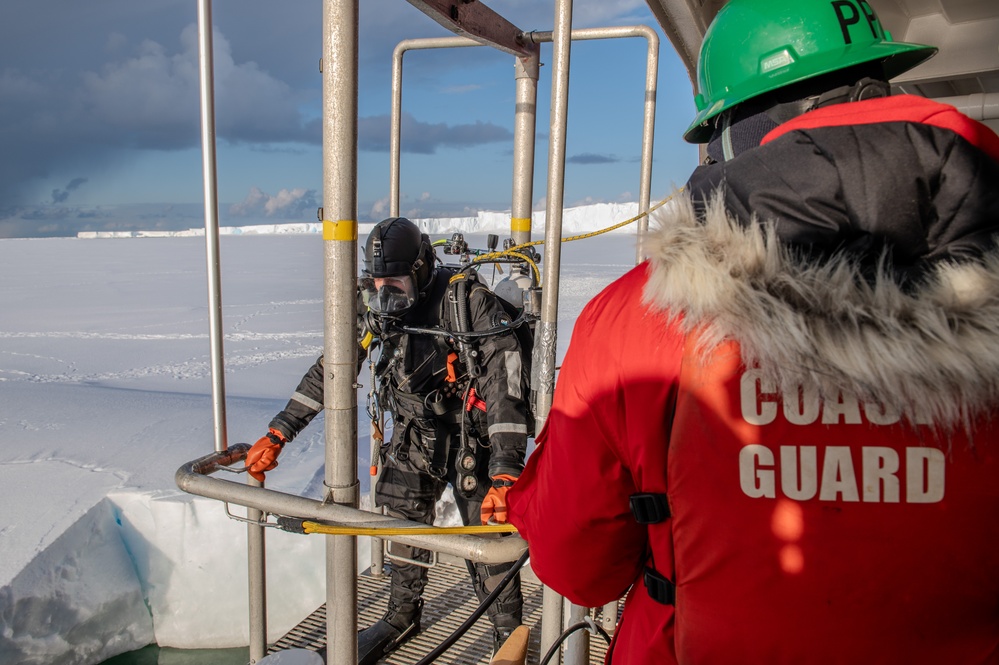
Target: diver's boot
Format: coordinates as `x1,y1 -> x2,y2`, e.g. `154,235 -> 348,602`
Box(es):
357,600 -> 422,665
469,558 -> 524,657
492,625 -> 517,657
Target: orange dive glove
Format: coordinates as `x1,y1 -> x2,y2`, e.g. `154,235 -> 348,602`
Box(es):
480,474 -> 518,525
245,428 -> 287,482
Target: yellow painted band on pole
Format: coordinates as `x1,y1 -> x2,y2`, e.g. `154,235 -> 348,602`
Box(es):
322,219 -> 358,241
510,217 -> 532,233
301,521 -> 518,537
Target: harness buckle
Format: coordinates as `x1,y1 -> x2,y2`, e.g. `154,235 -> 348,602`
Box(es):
644,566 -> 676,606
629,492 -> 671,524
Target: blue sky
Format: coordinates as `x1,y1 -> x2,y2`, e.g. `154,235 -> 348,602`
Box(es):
0,0 -> 700,238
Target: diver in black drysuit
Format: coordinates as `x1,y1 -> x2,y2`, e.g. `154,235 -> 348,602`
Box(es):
246,217 -> 530,664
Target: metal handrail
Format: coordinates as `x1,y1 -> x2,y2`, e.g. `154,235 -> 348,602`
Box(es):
175,445 -> 527,565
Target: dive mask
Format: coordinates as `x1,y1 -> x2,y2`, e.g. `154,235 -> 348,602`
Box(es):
359,274 -> 417,315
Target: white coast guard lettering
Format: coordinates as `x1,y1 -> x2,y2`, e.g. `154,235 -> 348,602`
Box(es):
736,369 -> 945,503
739,444 -> 945,503
739,368 -> 916,426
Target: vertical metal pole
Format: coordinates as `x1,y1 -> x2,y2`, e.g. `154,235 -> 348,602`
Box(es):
196,2 -> 266,662
246,480 -> 268,665
523,26 -> 659,264
565,602 -> 589,665
195,0 -> 227,456
511,49 -> 540,246
537,0 -> 573,661
634,28 -> 659,263
389,43 -> 405,218
535,0 -> 571,440
390,38 -> 479,218
322,1 -> 360,664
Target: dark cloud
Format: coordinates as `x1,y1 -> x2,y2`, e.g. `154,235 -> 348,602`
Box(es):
51,178 -> 89,204
0,19 -> 317,210
0,203 -> 204,239
73,25 -> 318,148
0,0 -> 670,237
359,113 -> 512,154
568,153 -> 619,164
0,0 -> 512,214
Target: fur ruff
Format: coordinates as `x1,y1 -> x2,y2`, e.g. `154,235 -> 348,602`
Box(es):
643,195 -> 999,429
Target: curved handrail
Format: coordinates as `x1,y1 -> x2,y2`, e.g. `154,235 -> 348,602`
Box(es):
175,445 -> 527,565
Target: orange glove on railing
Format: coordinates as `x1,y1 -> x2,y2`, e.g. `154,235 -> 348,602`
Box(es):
480,474 -> 518,525
245,428 -> 287,482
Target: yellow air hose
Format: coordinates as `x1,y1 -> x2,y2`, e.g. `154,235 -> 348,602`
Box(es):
276,516 -> 518,537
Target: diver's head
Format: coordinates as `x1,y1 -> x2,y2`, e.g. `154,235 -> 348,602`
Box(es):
360,217 -> 435,317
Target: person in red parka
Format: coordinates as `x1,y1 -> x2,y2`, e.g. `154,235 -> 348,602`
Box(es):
507,0 -> 999,663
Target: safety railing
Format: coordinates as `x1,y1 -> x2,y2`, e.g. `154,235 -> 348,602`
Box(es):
176,444 -> 528,566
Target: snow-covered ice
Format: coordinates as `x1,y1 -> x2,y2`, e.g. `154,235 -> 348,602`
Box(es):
0,206 -> 642,665
75,202 -> 646,239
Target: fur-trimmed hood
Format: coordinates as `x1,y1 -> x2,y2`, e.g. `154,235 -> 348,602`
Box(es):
643,195 -> 999,429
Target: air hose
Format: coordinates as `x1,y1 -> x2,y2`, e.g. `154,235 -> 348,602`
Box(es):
414,548 -> 530,665
539,619 -> 612,665
465,188 -> 684,287
275,517 -> 516,537
398,307 -> 534,343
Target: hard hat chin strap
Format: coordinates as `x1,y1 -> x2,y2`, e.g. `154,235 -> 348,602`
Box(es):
720,112 -> 736,162
766,76 -> 892,126
713,75 -> 890,163
813,77 -> 891,108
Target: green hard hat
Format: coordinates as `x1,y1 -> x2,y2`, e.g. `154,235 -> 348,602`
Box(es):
683,0 -> 937,143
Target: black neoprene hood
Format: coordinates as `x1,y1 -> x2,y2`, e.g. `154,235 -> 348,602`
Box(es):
364,217 -> 424,278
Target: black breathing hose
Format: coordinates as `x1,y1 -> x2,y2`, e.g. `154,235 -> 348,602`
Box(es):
413,549 -> 530,665
538,620 -> 613,665
454,276 -> 471,333
399,309 -> 532,342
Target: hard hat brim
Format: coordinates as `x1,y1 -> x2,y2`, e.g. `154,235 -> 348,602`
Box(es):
683,41 -> 937,144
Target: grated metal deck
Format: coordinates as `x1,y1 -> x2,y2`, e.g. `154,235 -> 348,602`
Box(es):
270,560 -> 611,664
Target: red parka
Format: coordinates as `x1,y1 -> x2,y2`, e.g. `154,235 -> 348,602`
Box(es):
508,97 -> 999,664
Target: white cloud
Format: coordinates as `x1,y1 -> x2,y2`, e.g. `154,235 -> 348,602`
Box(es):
369,197 -> 389,220
230,186 -> 317,219
229,186 -> 268,216
264,188 -> 310,216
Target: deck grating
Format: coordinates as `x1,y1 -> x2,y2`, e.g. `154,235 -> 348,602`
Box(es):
269,560 -> 611,664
